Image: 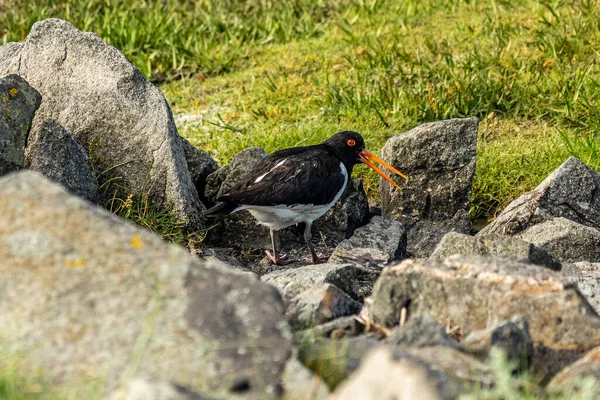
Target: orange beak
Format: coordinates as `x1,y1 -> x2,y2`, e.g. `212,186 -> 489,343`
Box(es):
358,149 -> 408,189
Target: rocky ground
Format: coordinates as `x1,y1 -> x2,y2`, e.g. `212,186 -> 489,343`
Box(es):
2,18 -> 600,400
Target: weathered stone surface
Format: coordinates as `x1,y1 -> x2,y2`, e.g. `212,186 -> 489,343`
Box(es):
459,315 -> 533,372
110,377 -> 209,400
361,256 -> 600,376
563,262 -> 600,315
177,136 -> 218,203
380,117 -> 478,221
262,263 -> 359,300
285,284 -> 361,331
25,119 -> 100,203
282,357 -> 330,400
431,232 -> 561,270
386,315 -> 458,350
204,147 -> 267,204
0,171 -> 291,398
0,19 -> 203,228
329,216 -> 407,267
517,218 -> 600,264
313,179 -> 370,241
480,157 -> 600,236
330,347 -> 449,400
548,347 -> 600,395
0,74 -> 41,174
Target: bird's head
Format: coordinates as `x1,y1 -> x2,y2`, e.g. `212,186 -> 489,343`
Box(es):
324,131 -> 408,189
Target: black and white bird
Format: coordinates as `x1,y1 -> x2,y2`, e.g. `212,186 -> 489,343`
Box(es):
205,131 -> 407,265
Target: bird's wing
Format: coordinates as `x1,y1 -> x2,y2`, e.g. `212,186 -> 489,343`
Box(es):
219,149 -> 347,207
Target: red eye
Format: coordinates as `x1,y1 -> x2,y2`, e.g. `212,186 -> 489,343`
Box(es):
347,139 -> 356,147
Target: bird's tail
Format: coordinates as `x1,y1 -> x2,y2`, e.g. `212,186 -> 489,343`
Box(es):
204,200 -> 240,216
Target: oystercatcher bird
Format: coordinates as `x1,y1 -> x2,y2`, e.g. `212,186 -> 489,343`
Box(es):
205,131 -> 407,264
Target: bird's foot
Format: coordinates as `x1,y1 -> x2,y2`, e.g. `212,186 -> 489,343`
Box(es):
265,250 -> 288,265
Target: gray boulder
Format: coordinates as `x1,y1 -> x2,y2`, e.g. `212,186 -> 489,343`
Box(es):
262,262 -> 362,330
177,136 -> 218,203
25,119 -> 100,203
0,171 -> 291,398
517,218 -> 600,264
0,19 -> 203,228
480,157 -> 600,236
380,117 -> 478,220
361,256 -> 600,377
204,147 -> 267,204
459,315 -> 533,372
262,263 -> 359,300
379,118 -> 477,257
284,284 -> 361,331
430,232 -> 561,270
386,315 -> 458,350
0,74 -> 41,174
329,216 -> 407,267
562,262 -> 600,314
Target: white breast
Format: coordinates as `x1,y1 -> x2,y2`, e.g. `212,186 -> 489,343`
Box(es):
240,162 -> 348,230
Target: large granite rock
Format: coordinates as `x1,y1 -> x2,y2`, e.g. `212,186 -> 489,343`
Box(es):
379,118 -> 477,257
329,216 -> 407,267
0,19 -> 203,228
480,157 -> 600,236
262,263 -> 359,300
430,232 -> 561,270
562,262 -> 600,315
0,74 -> 41,174
0,171 -> 291,398
361,256 -> 600,377
380,117 -> 478,220
516,218 -> 600,264
25,119 -> 100,203
284,284 -> 361,331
